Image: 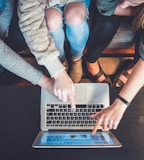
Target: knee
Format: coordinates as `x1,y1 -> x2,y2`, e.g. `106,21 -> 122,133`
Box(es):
65,2 -> 86,25
45,8 -> 62,31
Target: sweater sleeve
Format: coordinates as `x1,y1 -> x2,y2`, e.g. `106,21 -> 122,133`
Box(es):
17,0 -> 65,78
0,39 -> 42,85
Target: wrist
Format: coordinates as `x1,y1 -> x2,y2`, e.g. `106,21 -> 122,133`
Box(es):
116,95 -> 131,107
53,70 -> 66,79
37,74 -> 51,87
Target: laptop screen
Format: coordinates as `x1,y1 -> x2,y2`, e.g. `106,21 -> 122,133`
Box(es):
40,131 -> 114,145
33,130 -> 122,148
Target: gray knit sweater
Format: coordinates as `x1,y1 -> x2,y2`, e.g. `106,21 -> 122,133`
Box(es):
0,39 -> 42,85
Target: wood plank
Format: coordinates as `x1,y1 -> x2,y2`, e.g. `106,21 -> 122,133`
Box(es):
102,48 -> 135,54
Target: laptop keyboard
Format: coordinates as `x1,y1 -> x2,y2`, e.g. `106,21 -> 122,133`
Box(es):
46,104 -> 104,127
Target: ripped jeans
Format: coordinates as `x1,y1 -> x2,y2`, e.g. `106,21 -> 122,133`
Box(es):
49,1 -> 89,62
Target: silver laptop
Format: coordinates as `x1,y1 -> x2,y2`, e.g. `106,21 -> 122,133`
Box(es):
32,83 -> 122,148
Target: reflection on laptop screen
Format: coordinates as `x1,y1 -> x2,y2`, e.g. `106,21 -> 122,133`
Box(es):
39,131 -> 114,146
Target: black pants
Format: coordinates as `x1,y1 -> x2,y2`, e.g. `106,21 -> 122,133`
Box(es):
86,8 -> 141,64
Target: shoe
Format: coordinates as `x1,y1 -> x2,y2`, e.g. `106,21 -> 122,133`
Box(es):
86,61 -> 112,86
113,59 -> 134,87
68,58 -> 83,83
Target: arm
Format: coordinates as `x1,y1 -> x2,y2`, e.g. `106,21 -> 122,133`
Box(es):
0,39 -> 42,85
114,4 -> 140,16
0,39 -> 72,102
96,0 -> 141,17
17,0 -> 65,78
17,0 -> 75,108
91,58 -> 144,134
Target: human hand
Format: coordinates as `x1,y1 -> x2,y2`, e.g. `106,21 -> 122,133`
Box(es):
91,100 -> 127,134
53,70 -> 75,110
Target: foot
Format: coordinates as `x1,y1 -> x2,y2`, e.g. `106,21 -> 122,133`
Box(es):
113,60 -> 135,87
68,58 -> 83,83
86,61 -> 112,85
87,61 -> 106,82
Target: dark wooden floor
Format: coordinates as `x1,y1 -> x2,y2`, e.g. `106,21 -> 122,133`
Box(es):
0,52 -> 133,87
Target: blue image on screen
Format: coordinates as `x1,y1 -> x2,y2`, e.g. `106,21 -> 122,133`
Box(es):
39,131 -> 114,146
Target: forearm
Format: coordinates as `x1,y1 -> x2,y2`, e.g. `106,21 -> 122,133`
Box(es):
114,4 -> 137,16
18,0 -> 65,77
111,59 -> 144,121
0,39 -> 42,84
119,58 -> 144,103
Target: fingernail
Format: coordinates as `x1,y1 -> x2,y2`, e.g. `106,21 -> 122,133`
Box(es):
92,132 -> 96,135
71,107 -> 76,112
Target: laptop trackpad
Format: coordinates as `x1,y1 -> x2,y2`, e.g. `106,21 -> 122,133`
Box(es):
75,85 -> 87,103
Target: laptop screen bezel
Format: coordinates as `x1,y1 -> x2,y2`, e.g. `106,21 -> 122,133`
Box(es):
32,130 -> 122,148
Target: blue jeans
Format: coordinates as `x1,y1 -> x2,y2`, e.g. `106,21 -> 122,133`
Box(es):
49,1 -> 89,62
0,0 -> 6,13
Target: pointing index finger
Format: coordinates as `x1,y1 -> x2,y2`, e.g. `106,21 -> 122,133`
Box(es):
68,94 -> 76,112
92,117 -> 103,135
